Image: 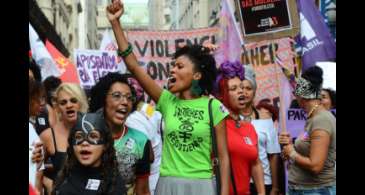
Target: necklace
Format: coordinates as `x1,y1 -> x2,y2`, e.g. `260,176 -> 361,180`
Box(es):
307,104 -> 320,118
241,107 -> 254,122
231,114 -> 241,128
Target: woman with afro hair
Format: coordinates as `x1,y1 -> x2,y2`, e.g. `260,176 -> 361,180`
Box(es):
105,1 -> 230,195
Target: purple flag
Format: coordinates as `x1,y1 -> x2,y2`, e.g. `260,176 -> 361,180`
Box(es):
214,0 -> 244,67
296,0 -> 336,71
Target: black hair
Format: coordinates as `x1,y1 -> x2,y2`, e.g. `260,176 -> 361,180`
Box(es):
43,76 -> 62,106
29,79 -> 44,103
174,44 -> 218,95
89,72 -> 137,112
302,66 -> 323,98
52,116 -> 119,195
29,59 -> 42,82
290,99 -> 300,109
322,88 -> 336,109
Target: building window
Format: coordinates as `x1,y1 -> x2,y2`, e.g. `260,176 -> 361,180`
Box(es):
165,14 -> 171,24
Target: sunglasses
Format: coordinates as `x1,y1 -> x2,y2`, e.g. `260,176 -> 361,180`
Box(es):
72,130 -> 105,145
58,97 -> 78,106
108,91 -> 135,103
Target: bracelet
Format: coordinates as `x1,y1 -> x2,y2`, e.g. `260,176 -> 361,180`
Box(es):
117,43 -> 133,57
289,150 -> 297,162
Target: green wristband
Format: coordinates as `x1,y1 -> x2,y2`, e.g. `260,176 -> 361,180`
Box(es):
117,43 -> 133,57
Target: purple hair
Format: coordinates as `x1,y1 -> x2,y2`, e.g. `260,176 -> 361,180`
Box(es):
214,61 -> 245,94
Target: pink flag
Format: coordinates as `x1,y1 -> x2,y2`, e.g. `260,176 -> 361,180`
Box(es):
214,0 -> 244,67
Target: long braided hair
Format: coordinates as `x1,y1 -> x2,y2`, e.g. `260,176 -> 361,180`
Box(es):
52,122 -> 120,195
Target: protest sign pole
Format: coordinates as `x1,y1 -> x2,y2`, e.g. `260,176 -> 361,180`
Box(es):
274,60 -> 287,133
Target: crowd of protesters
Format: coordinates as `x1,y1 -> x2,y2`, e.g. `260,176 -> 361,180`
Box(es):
29,1 -> 336,195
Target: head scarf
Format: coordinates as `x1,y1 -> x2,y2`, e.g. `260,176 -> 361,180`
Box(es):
215,61 -> 245,93
294,77 -> 322,99
243,65 -> 257,90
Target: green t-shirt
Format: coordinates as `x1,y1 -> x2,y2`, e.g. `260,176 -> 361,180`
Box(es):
156,90 -> 229,178
114,126 -> 151,193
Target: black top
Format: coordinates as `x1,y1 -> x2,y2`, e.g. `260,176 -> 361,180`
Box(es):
44,128 -> 67,180
53,164 -> 126,195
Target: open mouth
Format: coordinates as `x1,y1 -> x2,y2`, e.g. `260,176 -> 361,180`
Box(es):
115,108 -> 128,120
66,110 -> 76,117
238,96 -> 245,105
169,77 -> 176,83
80,150 -> 92,160
167,76 -> 176,89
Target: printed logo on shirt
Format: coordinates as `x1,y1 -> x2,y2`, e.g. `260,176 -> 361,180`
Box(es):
85,179 -> 100,190
37,118 -> 46,126
168,106 -> 205,152
244,136 -> 253,145
125,138 -> 136,150
116,141 -> 139,184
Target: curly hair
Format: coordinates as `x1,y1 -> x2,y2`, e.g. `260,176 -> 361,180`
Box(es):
52,118 -> 119,195
174,44 -> 218,95
256,99 -> 279,122
89,72 -> 137,112
43,76 -> 62,106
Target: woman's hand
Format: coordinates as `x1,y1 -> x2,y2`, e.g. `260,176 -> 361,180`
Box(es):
279,132 -> 294,160
281,144 -> 294,160
278,132 -> 292,145
31,142 -> 43,164
202,42 -> 219,54
106,0 -> 124,22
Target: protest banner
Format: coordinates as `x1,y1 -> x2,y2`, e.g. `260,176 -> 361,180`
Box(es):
241,37 -> 296,106
126,27 -> 219,102
75,49 -> 122,89
236,0 -> 299,42
287,108 -> 336,138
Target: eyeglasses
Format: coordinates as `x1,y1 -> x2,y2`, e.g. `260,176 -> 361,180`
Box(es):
72,130 -> 105,145
58,98 -> 78,106
108,91 -> 135,103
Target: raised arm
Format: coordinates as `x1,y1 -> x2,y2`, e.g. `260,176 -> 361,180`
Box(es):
107,0 -> 162,103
